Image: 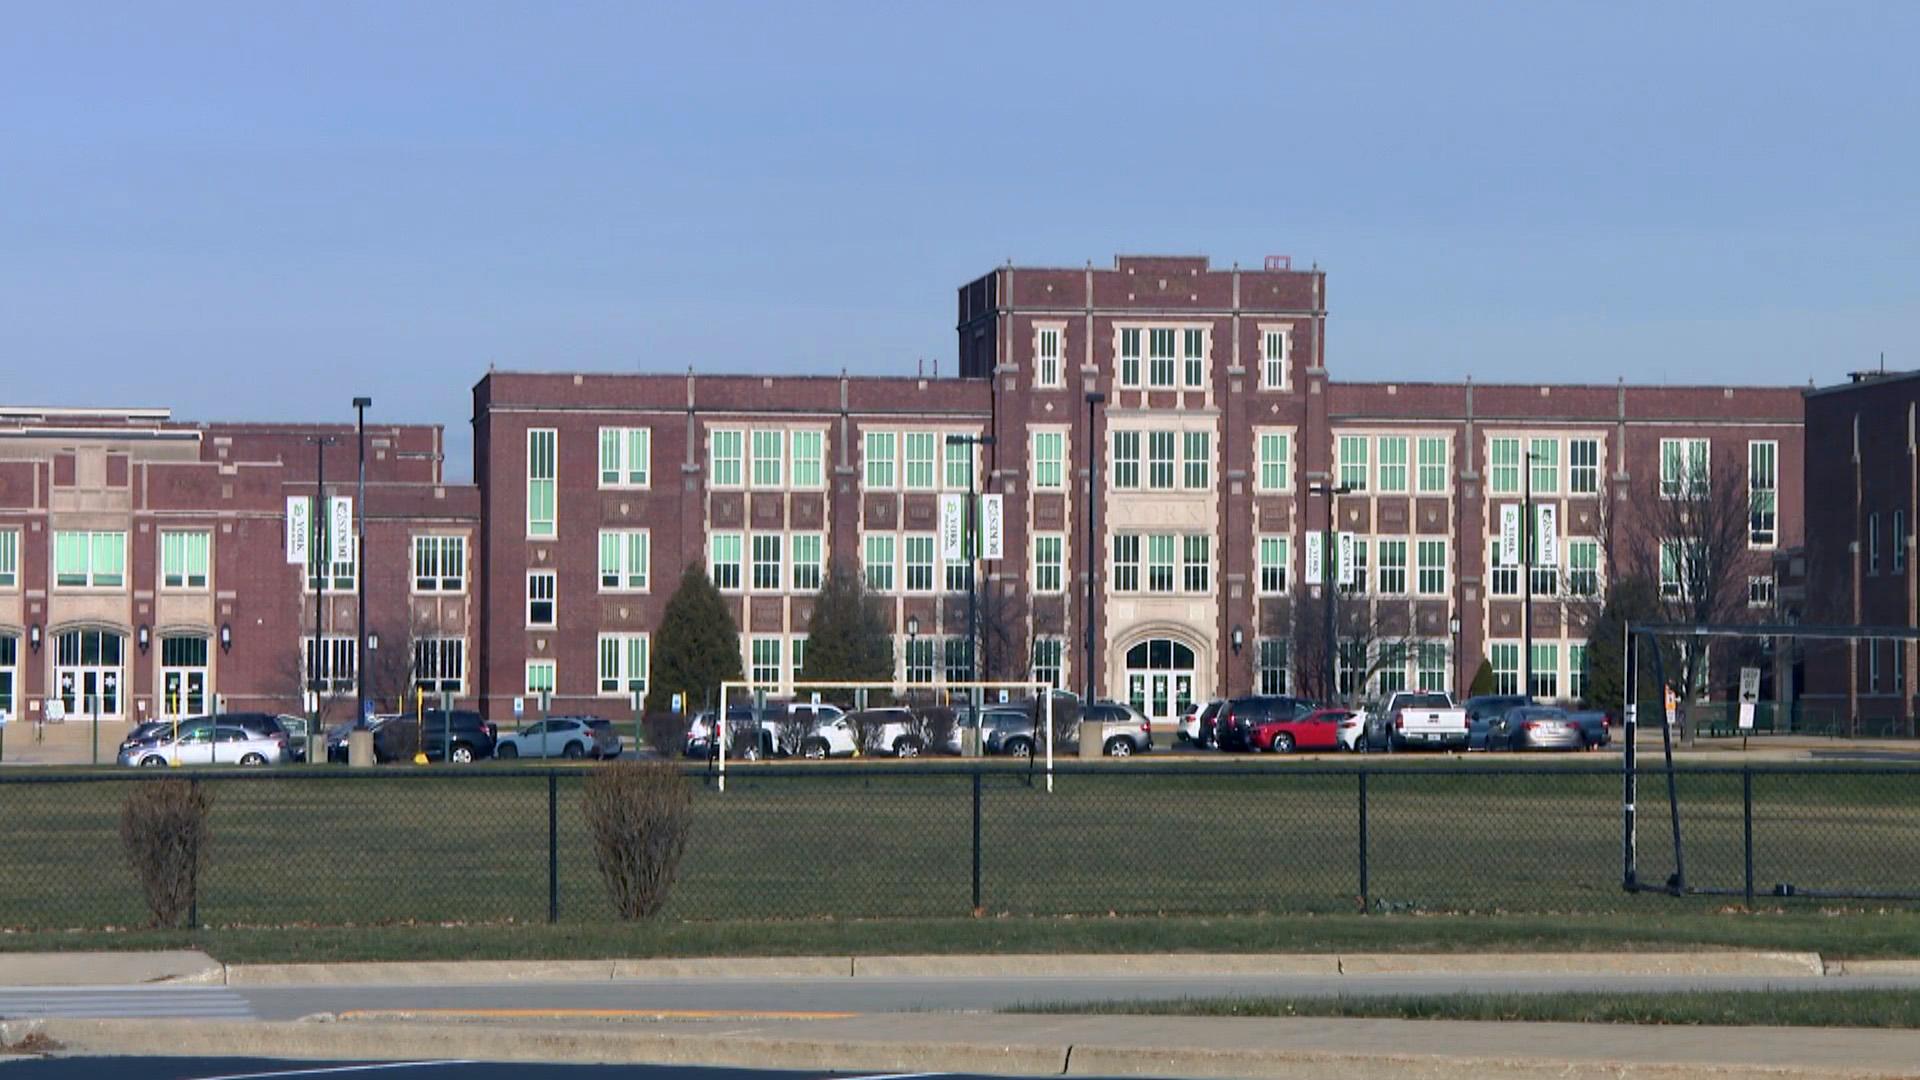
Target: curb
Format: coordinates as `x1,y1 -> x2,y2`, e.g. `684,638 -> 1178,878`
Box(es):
0,950 -> 224,988
1337,951 -> 1826,977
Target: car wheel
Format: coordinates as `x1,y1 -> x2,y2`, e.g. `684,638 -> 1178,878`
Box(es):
801,739 -> 828,760
450,744 -> 475,764
1005,737 -> 1032,759
498,744 -> 519,759
1104,737 -> 1131,757
140,756 -> 167,768
563,742 -> 584,759
894,737 -> 921,758
1273,733 -> 1295,754
240,752 -> 267,766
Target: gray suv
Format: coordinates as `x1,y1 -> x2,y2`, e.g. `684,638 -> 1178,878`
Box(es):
1063,701 -> 1153,757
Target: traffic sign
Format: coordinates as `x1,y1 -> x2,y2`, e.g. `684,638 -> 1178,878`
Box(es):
1738,667 -> 1761,730
512,696 -> 525,718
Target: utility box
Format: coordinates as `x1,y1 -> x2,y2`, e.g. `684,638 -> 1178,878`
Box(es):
1078,721 -> 1102,759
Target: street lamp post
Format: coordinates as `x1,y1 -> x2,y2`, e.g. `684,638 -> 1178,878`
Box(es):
945,433 -> 994,752
1523,448 -> 1535,700
306,434 -> 337,764
1083,392 -> 1105,706
349,397 -> 374,768
1308,482 -> 1353,702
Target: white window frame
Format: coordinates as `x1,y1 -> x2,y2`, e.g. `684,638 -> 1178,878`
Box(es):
710,532 -> 743,592
1661,438 -> 1710,499
527,428 -> 557,538
904,533 -> 936,593
598,529 -> 650,593
1376,538 -> 1408,596
790,532 -> 824,592
598,632 -> 650,697
1035,325 -> 1065,389
749,636 -> 782,690
1376,436 -> 1408,494
1181,327 -> 1206,388
1112,534 -> 1141,593
863,431 -> 896,490
1147,327 -> 1177,388
1529,437 -> 1559,495
1032,430 -> 1066,490
1147,431 -> 1176,491
1749,440 -> 1778,548
1489,437 -> 1520,495
525,660 -> 556,698
1258,535 -> 1289,595
1748,574 -> 1776,610
1033,533 -> 1064,594
304,635 -> 357,694
1031,636 -> 1065,690
710,428 -> 745,489
54,530 -> 127,590
1182,534 -> 1211,594
1112,430 -> 1141,490
790,429 -> 826,490
1415,538 -> 1447,596
159,530 -> 211,591
1416,435 -> 1449,494
751,429 -> 785,490
1569,437 -> 1600,495
1182,431 -> 1211,491
1568,538 -> 1600,597
412,637 -> 466,695
1337,434 -> 1369,492
752,533 -> 783,592
904,432 -> 937,491
1118,327 -> 1142,388
1256,431 -> 1291,493
598,426 -> 651,489
863,532 -> 896,593
527,570 -> 557,628
1490,641 -> 1521,696
1260,325 -> 1291,391
0,528 -> 17,589
413,534 -> 468,594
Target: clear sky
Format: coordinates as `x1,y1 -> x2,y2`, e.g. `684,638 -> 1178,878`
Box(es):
4,3 -> 1916,479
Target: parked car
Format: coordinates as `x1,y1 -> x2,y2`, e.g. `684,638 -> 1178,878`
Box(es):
1486,705 -> 1586,751
372,709 -> 497,763
496,716 -> 619,759
584,717 -> 625,759
846,707 -> 926,757
1381,691 -> 1469,751
1215,696 -> 1317,752
1252,707 -> 1350,753
325,715 -> 396,763
1336,708 -> 1370,751
1062,701 -> 1153,757
126,712 -> 294,757
1178,699 -> 1224,748
980,708 -> 1041,757
684,707 -> 768,758
1564,709 -> 1613,749
120,723 -> 288,767
1463,694 -> 1532,751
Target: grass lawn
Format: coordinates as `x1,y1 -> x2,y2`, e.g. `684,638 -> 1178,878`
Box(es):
1007,989 -> 1920,1028
0,761 -> 1914,931
2,910 -> 1919,965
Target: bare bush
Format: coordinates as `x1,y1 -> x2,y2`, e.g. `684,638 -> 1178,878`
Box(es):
772,709 -> 816,757
641,712 -> 689,758
913,705 -> 958,755
580,761 -> 694,919
119,779 -> 211,929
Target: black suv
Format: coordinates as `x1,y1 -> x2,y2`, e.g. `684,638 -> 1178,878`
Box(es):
1463,694 -> 1532,751
1215,696 -> 1318,752
372,710 -> 498,763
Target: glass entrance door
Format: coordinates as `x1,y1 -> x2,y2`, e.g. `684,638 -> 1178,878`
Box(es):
1123,638 -> 1197,726
55,629 -> 125,720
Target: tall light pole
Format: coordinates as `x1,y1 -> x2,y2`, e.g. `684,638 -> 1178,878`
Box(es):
1523,448 -> 1535,700
1308,482 -> 1353,702
1083,392 -> 1105,706
306,434 -> 337,763
944,434 -> 994,720
353,397 -> 372,733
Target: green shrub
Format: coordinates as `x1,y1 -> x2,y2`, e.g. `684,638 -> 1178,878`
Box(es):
581,761 -> 693,919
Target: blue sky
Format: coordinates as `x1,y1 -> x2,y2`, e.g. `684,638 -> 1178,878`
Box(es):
4,3 -> 1916,479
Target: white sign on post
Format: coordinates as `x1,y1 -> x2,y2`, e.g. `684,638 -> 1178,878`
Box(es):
939,494 -> 966,561
980,494 -> 1005,560
329,496 -> 354,563
1336,531 -> 1356,587
1304,532 -> 1324,585
1536,504 -> 1560,569
512,696 -> 525,718
1738,666 -> 1761,730
1499,505 -> 1522,566
286,496 -> 310,565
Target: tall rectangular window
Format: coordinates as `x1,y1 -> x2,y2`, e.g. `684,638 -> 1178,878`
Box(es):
1258,535 -> 1289,594
1660,539 -> 1698,600
1258,432 -> 1290,492
1748,574 -> 1776,609
1036,328 -> 1062,388
1147,534 -> 1176,592
1183,431 -> 1211,490
412,637 -> 466,695
790,533 -> 823,592
599,530 -> 650,592
1262,328 -> 1289,390
1113,431 -> 1141,489
0,529 -> 16,588
1113,534 -> 1141,592
1376,539 -> 1407,595
1259,639 -> 1288,695
1749,440 -> 1778,547
525,660 -> 556,698
1182,535 -> 1210,593
1489,437 -> 1520,494
710,429 -> 744,488
304,636 -> 358,694
863,431 -> 895,490
1344,539 -> 1370,595
904,637 -> 935,684
1148,431 -> 1175,490
944,548 -> 971,593
750,637 -> 782,689
1569,643 -> 1589,702
1568,538 -> 1599,597
1148,328 -> 1176,387
1417,436 -> 1448,493
751,430 -> 785,488
54,531 -> 125,588
1416,539 -> 1446,595
710,532 -> 743,591
904,432 -> 936,490
1377,643 -> 1408,695
904,534 -> 935,592
752,534 -> 783,591
1376,437 -> 1408,493
598,427 -> 651,488
1338,434 -> 1369,491
1032,432 -> 1065,490
527,571 -> 556,627
1033,533 -> 1064,593
159,531 -> 210,590
597,633 -> 649,696
1491,642 -> 1520,696
1661,438 -> 1709,498
0,634 -> 15,717
1182,327 -> 1204,387
863,533 -> 895,592
1032,637 -> 1064,690
1529,437 -> 1559,494
1417,641 -> 1447,692
527,429 -> 557,537
944,436 -> 971,490
944,636 -> 972,686
303,512 -> 356,592
1569,438 -> 1599,494
790,430 -> 825,488
413,534 -> 468,593
1119,328 -> 1141,387
1530,643 -> 1559,699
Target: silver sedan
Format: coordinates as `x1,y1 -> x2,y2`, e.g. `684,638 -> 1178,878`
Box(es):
1487,705 -> 1586,751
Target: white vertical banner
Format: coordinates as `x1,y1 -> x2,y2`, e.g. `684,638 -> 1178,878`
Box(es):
1304,532 -> 1324,585
1499,505 -> 1522,566
286,496 -> 310,565
939,494 -> 966,561
1535,504 -> 1560,568
1336,531 -> 1356,587
980,494 -> 1005,560
329,496 -> 354,562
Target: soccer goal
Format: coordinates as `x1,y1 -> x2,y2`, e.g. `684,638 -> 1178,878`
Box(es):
712,679 -> 1061,791
1623,620 -> 1920,903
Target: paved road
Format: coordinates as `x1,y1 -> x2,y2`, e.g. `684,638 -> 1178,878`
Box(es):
1,1059 -> 1035,1079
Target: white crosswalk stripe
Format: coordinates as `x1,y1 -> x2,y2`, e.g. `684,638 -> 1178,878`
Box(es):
0,987 -> 257,1019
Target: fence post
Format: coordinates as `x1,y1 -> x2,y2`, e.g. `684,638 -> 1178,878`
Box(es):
188,776 -> 201,931
1357,770 -> 1370,912
1743,766 -> 1755,908
548,771 -> 560,923
971,769 -> 983,912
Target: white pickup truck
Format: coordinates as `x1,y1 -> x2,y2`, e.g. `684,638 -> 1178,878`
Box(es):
1383,691 -> 1469,751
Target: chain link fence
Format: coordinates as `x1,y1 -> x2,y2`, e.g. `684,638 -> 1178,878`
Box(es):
0,763 -> 1916,931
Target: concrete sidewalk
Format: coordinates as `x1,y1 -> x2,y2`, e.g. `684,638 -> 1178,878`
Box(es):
13,1011 -> 1920,1079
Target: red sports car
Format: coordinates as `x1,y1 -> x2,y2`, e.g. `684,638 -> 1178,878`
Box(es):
1250,708 -> 1349,753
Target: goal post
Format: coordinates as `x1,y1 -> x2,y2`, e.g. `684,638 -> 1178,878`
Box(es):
713,679 -> 1058,791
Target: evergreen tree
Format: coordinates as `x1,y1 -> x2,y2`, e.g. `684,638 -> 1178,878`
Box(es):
645,562 -> 742,715
1468,657 -> 1495,696
799,561 -> 895,688
1584,575 -> 1665,716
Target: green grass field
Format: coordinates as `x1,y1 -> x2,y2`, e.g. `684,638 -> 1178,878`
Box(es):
0,761 -> 1914,932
